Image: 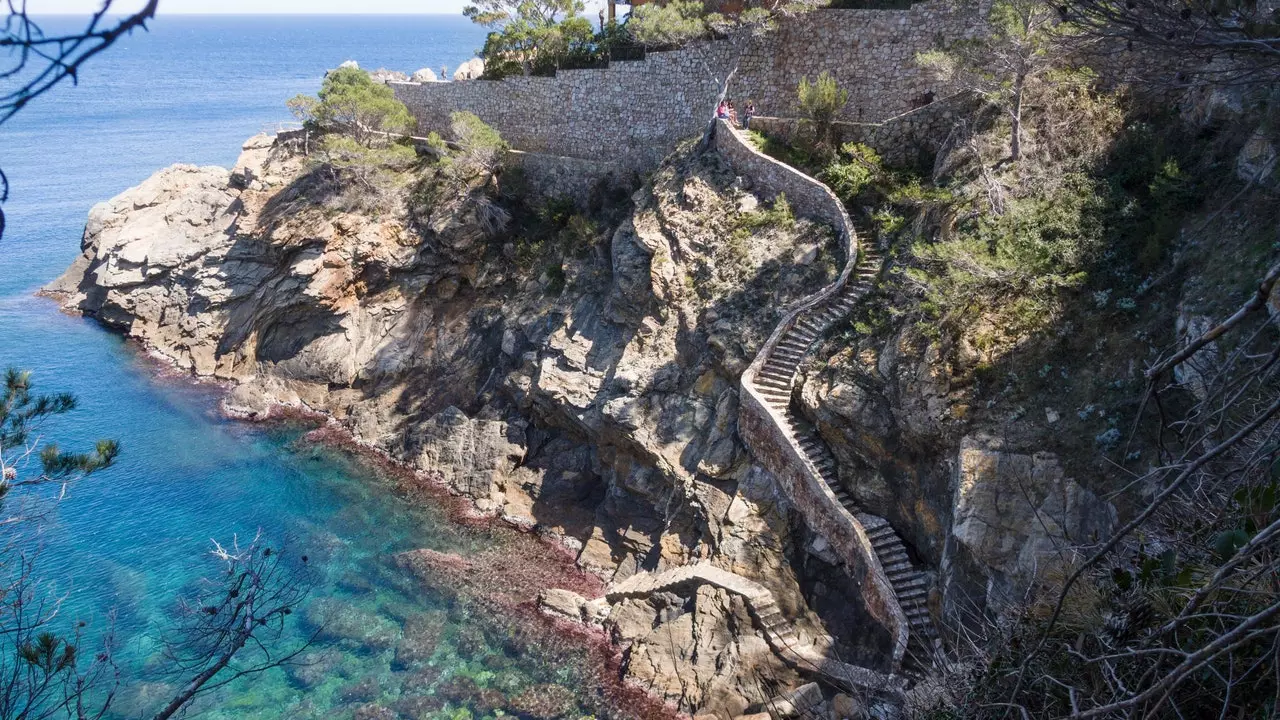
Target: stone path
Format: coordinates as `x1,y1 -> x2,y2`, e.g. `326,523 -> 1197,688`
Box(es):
607,563 -> 903,695
715,120 -> 940,673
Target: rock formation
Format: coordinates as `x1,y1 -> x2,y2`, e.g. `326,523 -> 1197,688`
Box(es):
47,126 -> 1118,717
453,58 -> 484,81
411,67 -> 439,83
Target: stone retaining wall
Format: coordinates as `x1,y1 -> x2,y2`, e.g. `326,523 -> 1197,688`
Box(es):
505,150 -> 632,206
711,121 -> 848,238
392,1 -> 985,172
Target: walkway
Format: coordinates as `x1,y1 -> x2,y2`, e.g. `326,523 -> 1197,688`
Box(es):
607,563 -> 904,696
711,119 -> 939,674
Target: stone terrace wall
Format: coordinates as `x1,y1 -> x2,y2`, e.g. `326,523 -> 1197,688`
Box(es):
392,1 -> 984,172
505,150 -> 631,206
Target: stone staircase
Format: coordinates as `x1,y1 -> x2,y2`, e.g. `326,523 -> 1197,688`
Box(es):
606,563 -> 904,696
712,119 -> 939,675
747,250 -> 940,672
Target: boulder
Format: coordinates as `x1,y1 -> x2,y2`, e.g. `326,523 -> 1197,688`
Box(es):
949,436 -> 1116,617
1236,125 -> 1276,184
453,57 -> 485,81
337,59 -> 359,70
537,587 -> 588,621
411,67 -> 439,82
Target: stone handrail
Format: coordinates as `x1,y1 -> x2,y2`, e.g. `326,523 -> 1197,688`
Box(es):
607,563 -> 905,697
711,119 -> 911,671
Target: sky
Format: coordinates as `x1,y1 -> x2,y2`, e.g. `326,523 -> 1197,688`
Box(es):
39,0 -> 479,13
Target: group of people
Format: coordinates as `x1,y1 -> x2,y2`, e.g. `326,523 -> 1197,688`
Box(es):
716,99 -> 756,129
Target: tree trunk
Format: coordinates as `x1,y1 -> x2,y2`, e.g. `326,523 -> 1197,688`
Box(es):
149,625 -> 250,720
699,65 -> 737,151
1010,73 -> 1025,162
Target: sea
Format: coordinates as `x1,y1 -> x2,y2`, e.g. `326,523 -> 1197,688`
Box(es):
0,15 -> 607,720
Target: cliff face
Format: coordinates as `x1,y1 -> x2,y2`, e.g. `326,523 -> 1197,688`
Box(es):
47,122 -> 1160,715
47,133 -> 867,714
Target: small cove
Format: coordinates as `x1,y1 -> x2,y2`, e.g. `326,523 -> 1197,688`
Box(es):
0,15 -> 630,719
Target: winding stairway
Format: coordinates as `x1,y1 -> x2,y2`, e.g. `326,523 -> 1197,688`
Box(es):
607,564 -> 903,695
710,120 -> 940,675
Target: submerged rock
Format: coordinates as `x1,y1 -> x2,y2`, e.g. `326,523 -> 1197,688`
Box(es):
306,597 -> 400,650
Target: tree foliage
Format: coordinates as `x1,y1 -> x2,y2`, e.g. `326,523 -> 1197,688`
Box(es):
629,0 -> 711,48
287,67 -> 414,147
1060,0 -> 1280,85
0,370 -> 312,720
917,0 -> 1067,162
0,1 -> 160,239
463,0 -> 592,77
411,112 -> 511,238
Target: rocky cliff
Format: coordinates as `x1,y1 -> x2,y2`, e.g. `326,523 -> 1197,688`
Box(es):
46,126 -> 1123,718
46,132 -> 867,715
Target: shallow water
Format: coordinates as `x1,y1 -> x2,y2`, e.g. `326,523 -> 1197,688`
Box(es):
0,15 -> 613,720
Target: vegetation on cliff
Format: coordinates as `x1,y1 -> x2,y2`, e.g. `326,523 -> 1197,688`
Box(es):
733,0 -> 1280,715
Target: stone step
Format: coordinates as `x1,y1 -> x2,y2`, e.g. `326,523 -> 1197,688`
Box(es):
772,347 -> 805,362
902,599 -> 930,615
877,549 -> 909,564
868,531 -> 898,546
883,560 -> 913,575
788,328 -> 818,343
844,281 -> 872,297
777,337 -> 812,351
795,321 -> 823,337
905,608 -> 931,623
759,369 -> 794,385
763,357 -> 794,372
871,532 -> 905,547
755,376 -> 790,391
897,588 -> 928,604
858,514 -> 888,530
895,575 -> 930,593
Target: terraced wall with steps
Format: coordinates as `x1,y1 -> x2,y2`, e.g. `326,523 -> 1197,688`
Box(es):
606,563 -> 904,696
392,2 -> 984,173
711,119 -> 912,670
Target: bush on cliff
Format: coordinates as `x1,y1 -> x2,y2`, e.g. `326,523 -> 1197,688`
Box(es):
287,66 -> 414,147
796,71 -> 848,150
411,112 -> 511,237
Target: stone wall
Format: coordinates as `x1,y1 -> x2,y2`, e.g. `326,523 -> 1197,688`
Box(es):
711,121 -> 848,236
392,1 -> 985,172
505,150 -> 633,206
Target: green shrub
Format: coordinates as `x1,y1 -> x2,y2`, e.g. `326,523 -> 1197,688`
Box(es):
316,136 -> 417,170
307,66 -> 415,146
736,193 -> 796,231
465,0 -> 592,77
821,142 -> 883,203
797,72 -> 848,148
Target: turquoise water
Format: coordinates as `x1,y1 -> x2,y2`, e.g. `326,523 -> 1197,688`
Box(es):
0,16 -> 618,720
